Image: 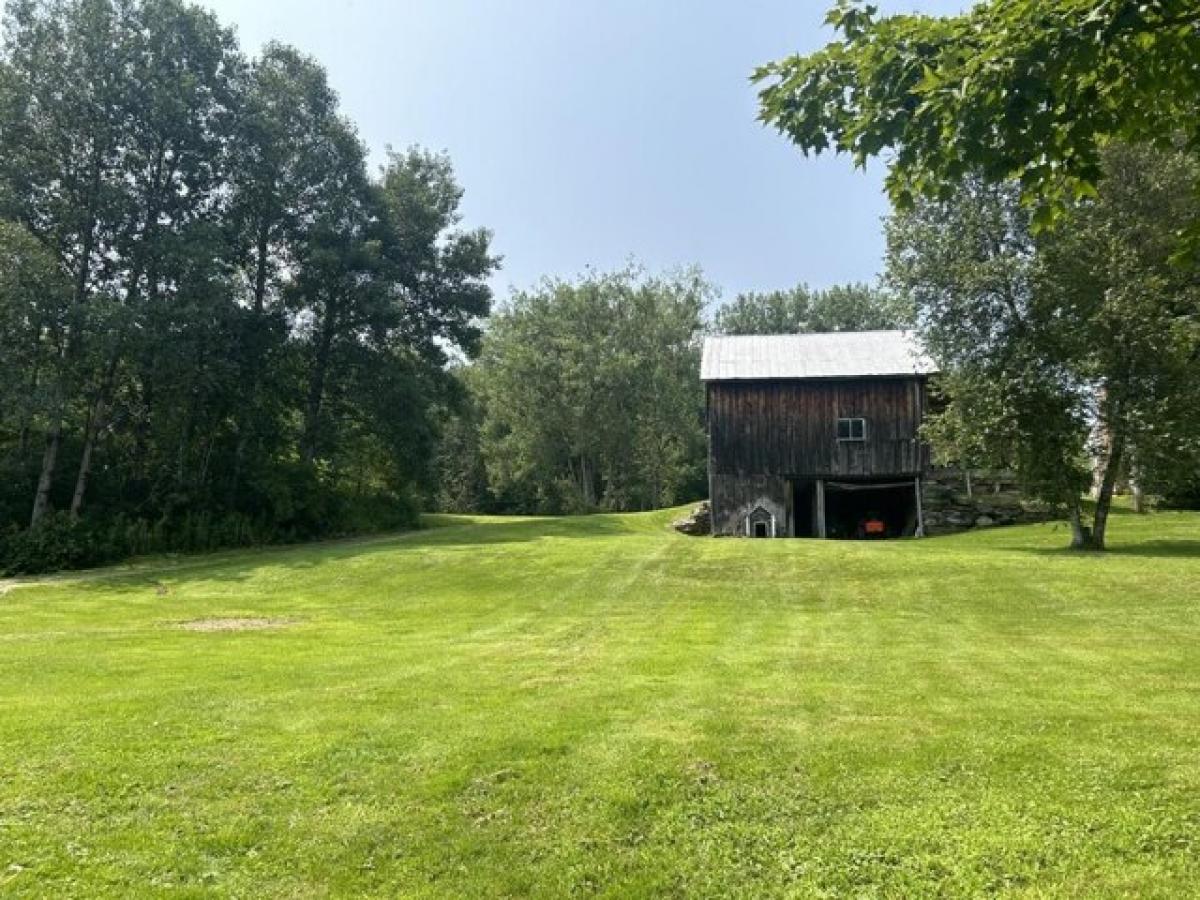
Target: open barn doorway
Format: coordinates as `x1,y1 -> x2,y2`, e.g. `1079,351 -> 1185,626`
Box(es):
824,479 -> 920,539
792,481 -> 816,537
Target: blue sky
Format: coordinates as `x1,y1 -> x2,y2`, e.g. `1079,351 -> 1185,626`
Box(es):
199,0 -> 966,301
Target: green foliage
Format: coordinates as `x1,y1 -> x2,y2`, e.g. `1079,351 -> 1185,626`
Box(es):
0,513 -> 110,574
0,486 -> 422,575
433,368 -> 495,514
475,267 -> 712,513
887,144 -> 1200,548
755,1 -> 1200,228
711,281 -> 910,335
1037,143 -> 1200,500
0,221 -> 71,432
1159,476 -> 1200,510
0,0 -> 494,570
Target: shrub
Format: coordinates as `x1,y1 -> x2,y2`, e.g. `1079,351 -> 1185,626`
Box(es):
0,513 -> 119,575
0,493 -> 422,576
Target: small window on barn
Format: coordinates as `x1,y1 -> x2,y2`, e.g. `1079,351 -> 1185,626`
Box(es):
837,417 -> 867,441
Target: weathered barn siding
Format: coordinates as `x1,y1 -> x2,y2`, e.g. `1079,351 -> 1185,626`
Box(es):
710,474 -> 792,538
706,377 -> 929,479
702,331 -> 936,538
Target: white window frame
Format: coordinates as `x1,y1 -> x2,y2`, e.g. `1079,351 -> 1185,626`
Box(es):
837,417 -> 867,442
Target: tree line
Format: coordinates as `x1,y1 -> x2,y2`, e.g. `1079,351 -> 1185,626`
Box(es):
0,0 -> 496,571
435,273 -> 908,516
5,0 -> 1196,570
0,0 -> 903,571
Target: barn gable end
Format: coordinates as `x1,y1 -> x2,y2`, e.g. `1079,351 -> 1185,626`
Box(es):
702,331 -> 937,539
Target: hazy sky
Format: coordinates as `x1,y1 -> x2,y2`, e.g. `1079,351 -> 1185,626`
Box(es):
193,0 -> 965,301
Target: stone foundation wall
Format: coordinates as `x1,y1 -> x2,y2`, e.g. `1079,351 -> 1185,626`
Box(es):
921,469 -> 1049,535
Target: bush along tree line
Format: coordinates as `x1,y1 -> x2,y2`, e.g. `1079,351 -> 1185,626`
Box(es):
757,0 -> 1200,549
0,0 -> 498,572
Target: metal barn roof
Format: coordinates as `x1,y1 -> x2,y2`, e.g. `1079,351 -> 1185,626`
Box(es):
700,330 -> 936,381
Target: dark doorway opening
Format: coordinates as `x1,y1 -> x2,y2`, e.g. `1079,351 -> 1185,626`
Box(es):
824,479 -> 918,539
792,481 -> 816,537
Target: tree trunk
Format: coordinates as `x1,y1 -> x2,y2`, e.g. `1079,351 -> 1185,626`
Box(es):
301,302 -> 337,465
31,410 -> 63,526
1128,454 -> 1146,514
1090,425 -> 1126,551
69,347 -> 120,521
230,218 -> 274,503
176,410 -> 192,488
579,456 -> 596,507
253,219 -> 270,315
32,159 -> 101,525
69,392 -> 106,520
1068,497 -> 1091,549
228,433 -> 247,509
197,430 -> 215,490
301,358 -> 328,465
17,358 -> 38,457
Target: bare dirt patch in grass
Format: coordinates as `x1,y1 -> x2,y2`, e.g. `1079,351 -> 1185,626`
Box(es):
176,617 -> 293,632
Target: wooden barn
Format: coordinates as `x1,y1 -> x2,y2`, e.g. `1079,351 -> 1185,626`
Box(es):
702,330 -> 937,539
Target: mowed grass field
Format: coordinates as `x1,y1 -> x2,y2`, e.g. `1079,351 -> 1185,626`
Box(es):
2,509 -> 1199,898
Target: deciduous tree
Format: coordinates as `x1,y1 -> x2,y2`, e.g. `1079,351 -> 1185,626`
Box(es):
756,1 -> 1200,232
887,145 -> 1200,549
712,282 -> 909,335
477,267 -> 710,513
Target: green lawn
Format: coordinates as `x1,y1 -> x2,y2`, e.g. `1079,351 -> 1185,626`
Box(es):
2,509 -> 1199,898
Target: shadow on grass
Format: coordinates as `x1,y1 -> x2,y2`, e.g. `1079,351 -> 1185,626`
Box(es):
982,537 -> 1200,559
39,511 -> 658,595
1101,539 -> 1200,558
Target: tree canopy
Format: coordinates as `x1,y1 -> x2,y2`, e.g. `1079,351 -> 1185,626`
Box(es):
471,267 -> 712,514
712,282 -> 910,335
755,1 -> 1200,228
887,143 -> 1200,549
0,0 -> 497,571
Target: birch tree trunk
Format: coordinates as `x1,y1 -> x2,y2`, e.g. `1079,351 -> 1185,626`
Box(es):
1090,425 -> 1126,551
1128,454 -> 1146,514
1131,480 -> 1145,514
68,394 -> 105,519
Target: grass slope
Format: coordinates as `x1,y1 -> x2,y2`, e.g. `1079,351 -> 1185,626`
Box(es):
1,509 -> 1199,897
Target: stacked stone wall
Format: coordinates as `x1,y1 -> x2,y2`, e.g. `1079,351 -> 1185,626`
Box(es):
922,469 -> 1050,535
